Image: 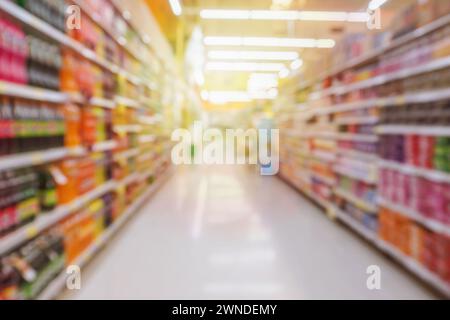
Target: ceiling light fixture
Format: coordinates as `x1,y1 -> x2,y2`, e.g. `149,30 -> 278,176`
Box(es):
200,9 -> 369,22
122,10 -> 131,20
248,74 -> 279,90
290,59 -> 303,70
201,90 -> 209,101
208,91 -> 252,104
368,0 -> 388,11
204,36 -> 335,48
142,35 -> 151,44
207,90 -> 278,103
279,68 -> 290,78
208,50 -> 299,61
168,0 -> 182,16
206,62 -> 286,72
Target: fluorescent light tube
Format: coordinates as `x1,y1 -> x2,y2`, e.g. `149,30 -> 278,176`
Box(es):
200,9 -> 370,22
297,11 -> 347,21
250,10 -> 298,20
207,90 -> 278,103
290,59 -> 303,70
279,68 -> 290,78
206,62 -> 286,72
368,0 -> 388,11
204,36 -> 335,48
208,50 -> 299,61
200,9 -> 250,19
168,0 -> 182,16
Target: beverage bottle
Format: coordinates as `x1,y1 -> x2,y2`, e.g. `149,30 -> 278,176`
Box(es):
38,170 -> 57,212
16,169 -> 39,226
0,97 -> 14,155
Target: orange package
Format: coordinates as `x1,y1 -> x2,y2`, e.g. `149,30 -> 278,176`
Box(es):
63,104 -> 81,148
60,51 -> 79,93
409,223 -> 425,262
57,159 -> 79,205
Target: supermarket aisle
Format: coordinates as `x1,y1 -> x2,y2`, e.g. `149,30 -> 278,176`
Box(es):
63,165 -> 436,300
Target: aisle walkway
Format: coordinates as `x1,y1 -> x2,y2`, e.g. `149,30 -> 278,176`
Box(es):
63,165 -> 436,299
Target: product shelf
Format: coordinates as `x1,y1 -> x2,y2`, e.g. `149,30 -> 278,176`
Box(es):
295,12 -> 450,92
0,180 -> 117,256
36,167 -> 173,300
114,148 -> 140,161
0,80 -> 71,103
330,205 -> 450,297
334,165 -> 378,184
113,124 -> 143,134
91,140 -> 118,153
0,147 -> 85,172
279,174 -> 332,210
376,125 -> 450,137
117,172 -> 140,188
329,55 -> 450,97
334,188 -> 378,213
89,97 -> 117,109
140,97 -> 161,108
334,133 -> 379,143
115,96 -> 142,109
314,88 -> 450,117
337,149 -> 379,162
375,239 -> 450,298
138,135 -> 157,144
311,171 -> 336,186
71,0 -> 146,64
329,205 -> 377,241
0,153 -> 170,257
278,6 -> 450,300
305,132 -> 378,143
378,159 -> 450,184
377,197 -> 450,237
0,1 -> 144,87
306,132 -> 338,140
334,116 -> 379,125
312,150 -> 336,162
106,0 -> 154,53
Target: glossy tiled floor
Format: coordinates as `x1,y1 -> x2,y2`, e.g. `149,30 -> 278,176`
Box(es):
62,165 -> 436,300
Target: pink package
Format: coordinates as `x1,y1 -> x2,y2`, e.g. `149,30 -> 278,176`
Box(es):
391,170 -> 402,203
409,176 -> 422,212
443,183 -> 450,224
428,181 -> 446,222
379,169 -> 388,199
397,172 -> 407,206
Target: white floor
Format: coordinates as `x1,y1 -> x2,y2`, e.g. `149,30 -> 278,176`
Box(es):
62,165 -> 437,300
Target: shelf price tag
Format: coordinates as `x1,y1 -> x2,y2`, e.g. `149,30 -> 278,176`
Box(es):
395,96 -> 406,106
31,153 -> 44,165
25,225 -> 39,239
326,206 -> 337,220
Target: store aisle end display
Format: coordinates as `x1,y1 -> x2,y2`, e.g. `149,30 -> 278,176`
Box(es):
277,1 -> 450,297
0,0 -> 183,300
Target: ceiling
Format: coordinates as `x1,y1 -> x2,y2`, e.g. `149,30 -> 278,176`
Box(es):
146,0 -> 415,106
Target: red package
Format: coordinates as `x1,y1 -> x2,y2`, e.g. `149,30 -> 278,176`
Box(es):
418,136 -> 435,169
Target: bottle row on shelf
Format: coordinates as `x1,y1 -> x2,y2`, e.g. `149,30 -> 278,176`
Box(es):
0,158 -> 172,300
276,7 -> 450,297
0,0 -> 184,301
0,132 -> 172,240
0,0 -> 165,100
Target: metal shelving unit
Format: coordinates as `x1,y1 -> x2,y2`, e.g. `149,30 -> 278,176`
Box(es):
0,81 -> 71,103
0,147 -> 85,172
0,181 -> 117,256
277,10 -> 450,297
37,168 -> 173,300
0,0 -> 145,86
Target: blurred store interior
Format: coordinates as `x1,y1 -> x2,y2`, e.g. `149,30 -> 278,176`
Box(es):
1,0 -> 450,300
